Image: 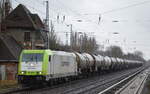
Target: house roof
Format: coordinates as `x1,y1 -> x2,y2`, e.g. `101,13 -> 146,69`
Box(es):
0,34 -> 22,62
3,4 -> 44,30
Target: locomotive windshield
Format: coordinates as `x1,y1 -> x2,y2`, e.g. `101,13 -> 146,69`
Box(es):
22,53 -> 43,62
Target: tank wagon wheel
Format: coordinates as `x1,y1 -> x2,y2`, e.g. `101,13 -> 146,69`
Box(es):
47,80 -> 52,86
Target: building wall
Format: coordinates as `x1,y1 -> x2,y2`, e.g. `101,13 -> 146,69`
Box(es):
6,28 -> 44,49
0,12 -> 1,23
0,22 -> 1,32
0,38 -> 15,60
0,62 -> 17,80
7,29 -> 32,42
0,8 -> 2,32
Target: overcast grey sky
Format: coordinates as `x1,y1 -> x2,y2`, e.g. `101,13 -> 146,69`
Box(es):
12,0 -> 150,60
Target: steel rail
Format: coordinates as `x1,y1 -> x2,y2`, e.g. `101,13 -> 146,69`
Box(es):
115,70 -> 148,94
98,67 -> 147,94
62,67 -> 144,94
1,67 -> 145,94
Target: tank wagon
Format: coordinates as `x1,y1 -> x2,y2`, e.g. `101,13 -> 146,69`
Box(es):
18,49 -> 143,85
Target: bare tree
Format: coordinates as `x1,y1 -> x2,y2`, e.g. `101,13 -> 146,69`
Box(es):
134,51 -> 143,58
105,45 -> 123,58
70,32 -> 99,53
123,50 -> 145,61
48,21 -> 60,50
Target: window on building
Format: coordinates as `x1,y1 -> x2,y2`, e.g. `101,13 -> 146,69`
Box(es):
24,32 -> 30,41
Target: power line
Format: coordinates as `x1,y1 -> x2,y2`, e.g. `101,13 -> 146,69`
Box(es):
83,0 -> 150,15
15,0 -> 65,20
56,0 -> 82,16
14,0 -> 46,14
36,0 -> 45,5
26,0 -> 44,8
55,0 -> 105,33
14,0 -> 101,33
103,0 -> 150,14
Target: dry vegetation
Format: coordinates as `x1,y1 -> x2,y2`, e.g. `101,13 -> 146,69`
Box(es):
0,80 -> 18,92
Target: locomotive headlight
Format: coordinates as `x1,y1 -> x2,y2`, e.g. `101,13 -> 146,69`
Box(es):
21,72 -> 24,74
39,72 -> 42,74
30,63 -> 34,66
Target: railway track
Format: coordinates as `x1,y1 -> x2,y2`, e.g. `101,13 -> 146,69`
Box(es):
114,68 -> 149,94
1,66 -> 146,94
98,66 -> 149,94
62,67 -> 145,94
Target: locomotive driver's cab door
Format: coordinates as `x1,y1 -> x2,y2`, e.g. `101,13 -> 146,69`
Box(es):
48,55 -> 53,77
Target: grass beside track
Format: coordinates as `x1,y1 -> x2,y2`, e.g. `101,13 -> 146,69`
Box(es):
0,80 -> 18,93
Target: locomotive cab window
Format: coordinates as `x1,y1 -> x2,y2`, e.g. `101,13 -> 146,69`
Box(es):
22,53 -> 43,62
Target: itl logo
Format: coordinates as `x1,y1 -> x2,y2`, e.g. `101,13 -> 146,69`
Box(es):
61,61 -> 69,66
25,62 -> 37,67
